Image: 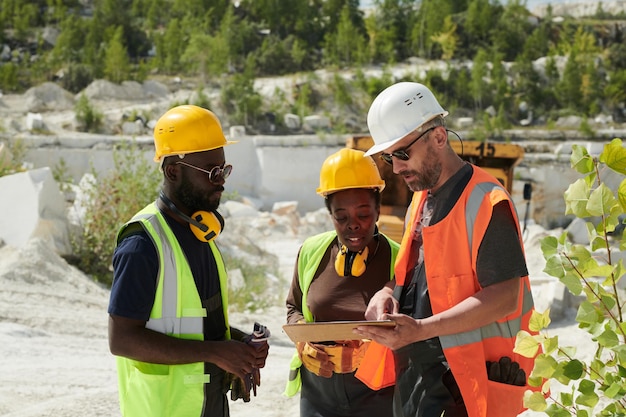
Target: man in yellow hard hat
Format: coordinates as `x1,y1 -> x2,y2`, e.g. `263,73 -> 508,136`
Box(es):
284,148 -> 400,417
108,105 -> 269,417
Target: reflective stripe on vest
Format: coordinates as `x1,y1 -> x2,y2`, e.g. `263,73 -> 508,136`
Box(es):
439,284 -> 533,350
358,166 -> 538,417
114,203 -> 230,417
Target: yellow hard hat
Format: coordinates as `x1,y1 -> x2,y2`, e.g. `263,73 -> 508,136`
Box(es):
153,105 -> 237,162
317,148 -> 385,196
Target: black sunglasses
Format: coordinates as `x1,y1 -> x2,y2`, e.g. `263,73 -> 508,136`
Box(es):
176,161 -> 232,183
379,127 -> 436,166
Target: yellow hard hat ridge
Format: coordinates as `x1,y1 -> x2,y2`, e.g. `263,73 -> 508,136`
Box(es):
317,148 -> 385,196
153,105 -> 238,162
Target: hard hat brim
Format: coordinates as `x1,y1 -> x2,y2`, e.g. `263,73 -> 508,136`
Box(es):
154,139 -> 238,162
364,111 -> 448,157
316,184 -> 385,197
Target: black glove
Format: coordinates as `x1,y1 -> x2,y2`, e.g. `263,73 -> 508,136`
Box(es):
486,356 -> 526,386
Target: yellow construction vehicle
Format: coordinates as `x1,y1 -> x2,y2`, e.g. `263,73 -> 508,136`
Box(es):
346,135 -> 524,243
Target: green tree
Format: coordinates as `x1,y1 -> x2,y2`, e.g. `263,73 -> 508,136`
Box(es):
430,15 -> 458,60
517,139 -> 626,417
181,32 -> 229,81
412,0 -> 452,58
323,5 -> 368,66
490,51 -> 511,113
104,26 -> 130,83
470,47 -> 489,111
557,50 -> 583,111
490,0 -> 532,61
70,141 -> 161,285
220,56 -> 263,126
465,0 -> 501,54
159,18 -> 186,74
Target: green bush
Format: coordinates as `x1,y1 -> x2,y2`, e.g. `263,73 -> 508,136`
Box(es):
75,93 -> 103,133
0,139 -> 27,177
69,141 -> 278,312
69,141 -> 160,286
515,138 -> 626,416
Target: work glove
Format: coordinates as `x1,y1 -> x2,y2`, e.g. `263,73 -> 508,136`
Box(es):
324,340 -> 368,374
297,341 -> 334,378
486,356 -> 526,386
242,322 -> 270,397
226,322 -> 270,402
230,374 -> 253,402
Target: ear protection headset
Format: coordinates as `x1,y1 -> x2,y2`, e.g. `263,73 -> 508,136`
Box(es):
335,244 -> 369,277
334,227 -> 380,277
159,191 -> 224,242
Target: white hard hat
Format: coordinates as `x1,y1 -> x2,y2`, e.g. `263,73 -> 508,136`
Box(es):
365,82 -> 448,156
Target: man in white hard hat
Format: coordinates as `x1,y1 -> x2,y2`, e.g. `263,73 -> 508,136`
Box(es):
354,82 -> 540,417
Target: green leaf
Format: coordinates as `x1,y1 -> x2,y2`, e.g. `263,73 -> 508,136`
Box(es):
533,354 -> 558,379
571,144 -> 594,174
561,273 -> 583,295
589,359 -> 606,380
529,309 -> 551,332
618,178 -> 626,212
544,335 -> 559,355
577,409 -> 589,417
514,330 -> 540,358
559,345 -> 578,359
590,235 -> 607,252
599,294 -> 616,311
564,179 -> 591,217
576,301 -> 599,324
541,236 -> 560,258
582,263 -> 613,279
563,359 -> 585,379
599,138 -> 626,175
587,183 -> 619,217
596,329 -> 619,348
528,375 -> 544,387
544,255 -> 566,279
604,382 -> 622,399
575,391 -> 599,408
545,404 -> 572,417
560,391 -> 573,406
578,379 -> 596,395
524,390 -> 547,411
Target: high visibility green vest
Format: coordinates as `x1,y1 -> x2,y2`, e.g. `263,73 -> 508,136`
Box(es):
283,230 -> 399,397
114,203 -> 230,417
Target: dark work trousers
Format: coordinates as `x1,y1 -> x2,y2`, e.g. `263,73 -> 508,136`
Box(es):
202,362 -> 230,417
393,343 -> 468,417
300,367 -> 394,417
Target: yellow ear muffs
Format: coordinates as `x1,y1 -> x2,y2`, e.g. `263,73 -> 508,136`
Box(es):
335,245 -> 369,277
189,210 -> 224,242
159,192 -> 224,242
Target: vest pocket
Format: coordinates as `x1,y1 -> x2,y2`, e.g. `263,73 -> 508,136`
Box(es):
486,379 -> 526,417
122,366 -> 169,417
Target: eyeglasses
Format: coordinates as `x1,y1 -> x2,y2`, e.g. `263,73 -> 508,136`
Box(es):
176,161 -> 232,183
379,127 -> 436,166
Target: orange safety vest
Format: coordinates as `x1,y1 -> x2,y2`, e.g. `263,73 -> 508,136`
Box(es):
357,166 -> 539,417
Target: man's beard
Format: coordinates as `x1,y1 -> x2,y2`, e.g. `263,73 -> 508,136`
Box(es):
175,172 -> 220,213
404,158 -> 442,192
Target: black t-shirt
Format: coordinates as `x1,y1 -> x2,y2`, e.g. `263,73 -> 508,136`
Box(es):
396,164 -> 528,361
108,208 -> 224,340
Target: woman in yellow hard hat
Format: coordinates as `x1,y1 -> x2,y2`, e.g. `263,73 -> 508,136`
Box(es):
284,148 -> 400,417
